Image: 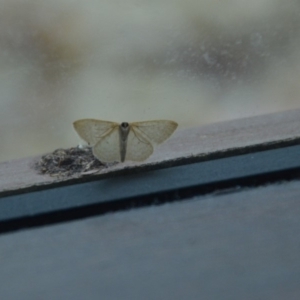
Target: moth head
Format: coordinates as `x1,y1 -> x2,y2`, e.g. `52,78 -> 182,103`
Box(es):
121,122 -> 129,128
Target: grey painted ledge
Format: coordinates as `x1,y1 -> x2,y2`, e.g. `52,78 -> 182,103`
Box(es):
1,109 -> 300,195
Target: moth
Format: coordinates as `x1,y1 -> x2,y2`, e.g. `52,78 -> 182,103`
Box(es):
73,119 -> 178,162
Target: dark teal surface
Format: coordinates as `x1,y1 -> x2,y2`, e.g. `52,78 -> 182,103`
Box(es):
0,180 -> 300,300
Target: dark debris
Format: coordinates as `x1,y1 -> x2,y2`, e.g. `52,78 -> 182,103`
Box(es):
36,146 -> 115,178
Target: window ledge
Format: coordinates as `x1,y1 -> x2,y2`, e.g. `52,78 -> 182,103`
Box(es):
1,109 -> 300,196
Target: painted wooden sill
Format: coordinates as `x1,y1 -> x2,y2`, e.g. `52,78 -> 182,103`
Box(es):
1,109 -> 300,196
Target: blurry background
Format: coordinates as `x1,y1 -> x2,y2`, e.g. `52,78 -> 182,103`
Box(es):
0,0 -> 300,162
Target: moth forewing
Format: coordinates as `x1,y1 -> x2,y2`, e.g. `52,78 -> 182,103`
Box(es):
125,126 -> 154,161
73,119 -> 119,146
131,120 -> 178,145
92,126 -> 121,162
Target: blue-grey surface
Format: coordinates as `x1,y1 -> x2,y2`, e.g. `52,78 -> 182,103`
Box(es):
2,144 -> 300,222
1,181 -> 300,300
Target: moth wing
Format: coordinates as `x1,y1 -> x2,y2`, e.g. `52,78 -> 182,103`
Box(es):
125,126 -> 153,161
93,126 -> 121,162
131,120 -> 178,145
73,119 -> 118,146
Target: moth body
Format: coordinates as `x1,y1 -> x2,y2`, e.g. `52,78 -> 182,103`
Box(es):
119,122 -> 130,162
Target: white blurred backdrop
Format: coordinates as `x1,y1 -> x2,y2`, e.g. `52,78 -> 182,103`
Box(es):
0,0 -> 300,162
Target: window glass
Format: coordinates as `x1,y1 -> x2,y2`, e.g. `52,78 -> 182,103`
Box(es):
1,0 -> 300,161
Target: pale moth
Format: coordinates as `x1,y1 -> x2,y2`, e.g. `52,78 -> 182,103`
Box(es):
73,119 -> 178,162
